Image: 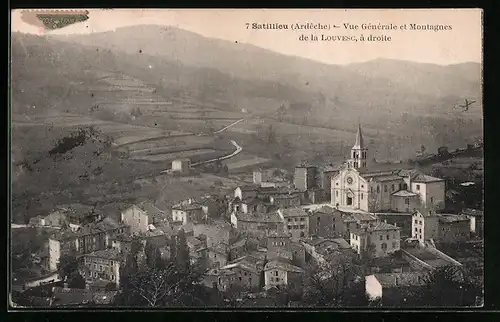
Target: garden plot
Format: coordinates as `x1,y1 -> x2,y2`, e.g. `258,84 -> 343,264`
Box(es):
125,135 -> 213,151
131,149 -> 217,162
223,153 -> 270,170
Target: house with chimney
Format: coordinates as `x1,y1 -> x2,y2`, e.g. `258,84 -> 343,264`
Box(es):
350,221 -> 401,258
365,271 -> 428,305
412,209 -> 471,244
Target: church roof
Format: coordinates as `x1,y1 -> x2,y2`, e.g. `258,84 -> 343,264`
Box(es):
352,124 -> 364,149
392,190 -> 418,197
411,173 -> 444,183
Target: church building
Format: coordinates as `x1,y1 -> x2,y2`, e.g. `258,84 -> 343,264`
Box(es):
331,125 -> 446,213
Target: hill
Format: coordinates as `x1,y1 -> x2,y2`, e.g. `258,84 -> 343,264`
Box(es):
51,25 -> 483,120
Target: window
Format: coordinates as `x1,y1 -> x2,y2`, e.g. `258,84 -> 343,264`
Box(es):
386,234 -> 390,240
430,197 -> 434,204
405,198 -> 410,205
419,229 -> 422,233
244,272 -> 248,276
416,184 -> 420,191
94,264 -> 97,269
293,225 -> 299,229
419,221 -> 422,225
300,225 -> 305,229
287,218 -> 291,222
415,227 -> 418,232
287,225 -> 292,230
336,191 -> 339,197
300,218 -> 305,222
392,242 -> 397,249
239,277 -> 242,281
381,243 -> 387,250
361,193 -> 364,200
384,185 -> 388,192
317,217 -> 320,222
379,235 -> 383,241
275,271 -> 278,277
392,184 -> 395,191
377,186 -> 380,193
336,182 -> 339,186
414,219 -> 418,224
371,187 -> 373,193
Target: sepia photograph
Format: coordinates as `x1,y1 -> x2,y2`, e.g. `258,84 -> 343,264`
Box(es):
10,8 -> 483,309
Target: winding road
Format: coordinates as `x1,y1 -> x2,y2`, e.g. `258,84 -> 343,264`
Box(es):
191,140 -> 243,166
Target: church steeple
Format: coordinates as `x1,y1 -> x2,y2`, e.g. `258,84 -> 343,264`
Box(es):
353,123 -> 364,149
349,123 -> 368,169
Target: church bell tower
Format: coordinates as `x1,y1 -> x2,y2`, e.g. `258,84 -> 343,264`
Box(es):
348,124 -> 368,169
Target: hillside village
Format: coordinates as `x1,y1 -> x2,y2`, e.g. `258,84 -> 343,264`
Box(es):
10,124 -> 484,308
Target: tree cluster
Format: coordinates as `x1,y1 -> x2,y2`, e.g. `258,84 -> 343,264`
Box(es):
114,229 -> 212,307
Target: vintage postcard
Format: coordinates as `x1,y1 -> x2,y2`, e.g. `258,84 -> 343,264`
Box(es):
10,9 -> 483,309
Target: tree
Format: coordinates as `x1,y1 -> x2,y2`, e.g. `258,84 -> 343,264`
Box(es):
266,124 -> 276,144
120,261 -> 209,307
169,236 -> 177,263
419,265 -> 482,307
176,229 -> 190,273
68,273 -> 86,289
105,282 -> 117,292
144,240 -> 165,269
57,254 -> 79,281
302,251 -> 365,307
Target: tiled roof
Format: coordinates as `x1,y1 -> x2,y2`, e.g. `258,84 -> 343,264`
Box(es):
392,190 -> 418,197
51,287 -> 93,306
50,229 -> 78,242
238,184 -> 260,191
173,158 -> 191,162
373,272 -> 428,288
85,248 -> 122,261
368,221 -> 400,232
343,212 -> 378,223
374,175 -> 404,182
321,165 -> 341,173
264,258 -> 304,273
331,238 -> 351,249
137,201 -> 166,218
220,260 -> 261,275
461,208 -> 484,217
172,203 -> 203,211
268,231 -> 292,238
281,208 -> 309,218
271,194 -> 300,200
412,173 -> 444,183
438,214 -> 470,223
72,217 -> 126,237
234,211 -> 283,223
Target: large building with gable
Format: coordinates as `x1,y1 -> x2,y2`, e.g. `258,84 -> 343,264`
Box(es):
331,125 -> 446,213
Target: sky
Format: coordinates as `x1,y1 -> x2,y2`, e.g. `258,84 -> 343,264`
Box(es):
11,9 -> 483,65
